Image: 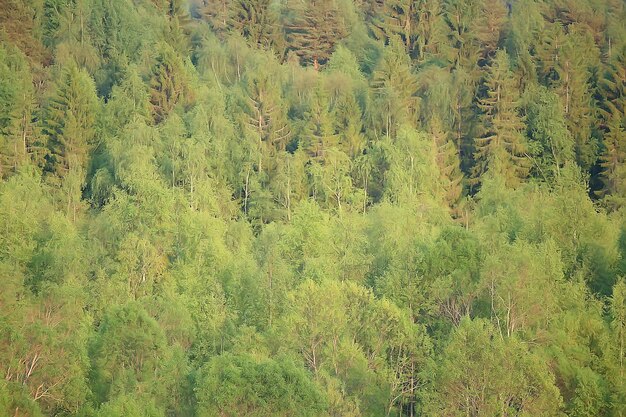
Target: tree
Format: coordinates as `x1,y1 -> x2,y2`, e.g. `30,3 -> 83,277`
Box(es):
606,278 -> 626,414
598,44 -> 626,207
300,86 -> 337,159
523,85 -> 574,181
370,37 -> 419,138
149,44 -> 189,124
239,61 -> 291,175
610,278 -> 626,384
537,23 -> 600,171
0,42 -> 37,177
230,0 -> 284,51
90,302 -> 182,409
442,0 -> 482,72
472,50 -> 529,188
44,62 -> 99,179
367,0 -> 419,55
200,0 -> 231,37
598,114 -> 626,208
284,0 -> 349,68
414,0 -> 449,62
195,354 -> 327,417
425,318 -> 563,416
333,88 -> 365,158
475,0 -> 507,61
430,116 -> 463,212
384,126 -> 442,205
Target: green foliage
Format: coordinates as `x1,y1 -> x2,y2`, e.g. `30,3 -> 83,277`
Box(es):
0,2 -> 625,416
424,318 -> 563,416
196,354 -> 327,417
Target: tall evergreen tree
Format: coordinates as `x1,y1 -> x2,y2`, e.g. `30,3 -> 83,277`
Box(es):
149,44 -> 189,124
231,0 -> 283,51
44,62 -> 99,180
239,63 -> 291,175
284,0 -> 349,69
598,114 -> 626,207
430,116 -> 463,212
472,50 -> 529,188
0,43 -> 38,177
370,36 -> 419,138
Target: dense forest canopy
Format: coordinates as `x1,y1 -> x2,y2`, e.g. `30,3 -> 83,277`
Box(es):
0,0 -> 626,415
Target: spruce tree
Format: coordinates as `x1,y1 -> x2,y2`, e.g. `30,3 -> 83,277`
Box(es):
371,36 -> 419,138
368,0 -> 418,54
0,43 -> 37,177
44,62 -> 99,180
431,116 -> 464,212
240,65 -> 291,176
442,0 -> 482,72
201,0 -> 231,37
598,114 -> 626,208
414,0 -> 449,62
230,0 -> 283,51
284,0 -> 349,69
472,50 -> 529,188
149,44 -> 188,124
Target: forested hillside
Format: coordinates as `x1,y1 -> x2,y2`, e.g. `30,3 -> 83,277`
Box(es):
0,0 -> 626,415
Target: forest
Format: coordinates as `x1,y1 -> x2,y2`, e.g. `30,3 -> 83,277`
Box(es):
0,0 -> 625,415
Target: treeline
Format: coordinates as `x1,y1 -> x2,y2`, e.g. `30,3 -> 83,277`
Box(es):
0,0 -> 625,416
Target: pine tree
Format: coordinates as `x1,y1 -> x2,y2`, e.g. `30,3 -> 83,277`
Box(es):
0,43 -> 37,177
431,116 -> 463,212
472,50 -> 529,188
368,0 -> 419,55
414,0 -> 449,62
230,0 -> 283,51
475,0 -> 507,61
371,36 -> 419,138
284,0 -> 349,69
201,0 -> 230,37
598,114 -> 626,208
442,0 -> 482,72
44,62 -> 99,179
240,65 -> 291,175
149,44 -> 188,124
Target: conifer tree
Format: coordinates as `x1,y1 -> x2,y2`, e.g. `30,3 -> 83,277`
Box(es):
240,65 -> 291,175
555,27 -> 599,172
472,50 -> 529,188
523,85 -> 574,180
475,0 -> 507,61
44,62 -> 99,180
149,44 -> 188,124
301,86 -> 337,159
599,44 -> 626,133
598,114 -> 626,207
201,0 -> 231,37
371,36 -> 419,138
368,0 -> 418,54
0,43 -> 37,177
442,0 -> 482,72
430,116 -> 463,212
284,0 -> 349,69
597,45 -> 626,206
414,0 -> 449,62
333,90 -> 365,158
230,0 -> 283,51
